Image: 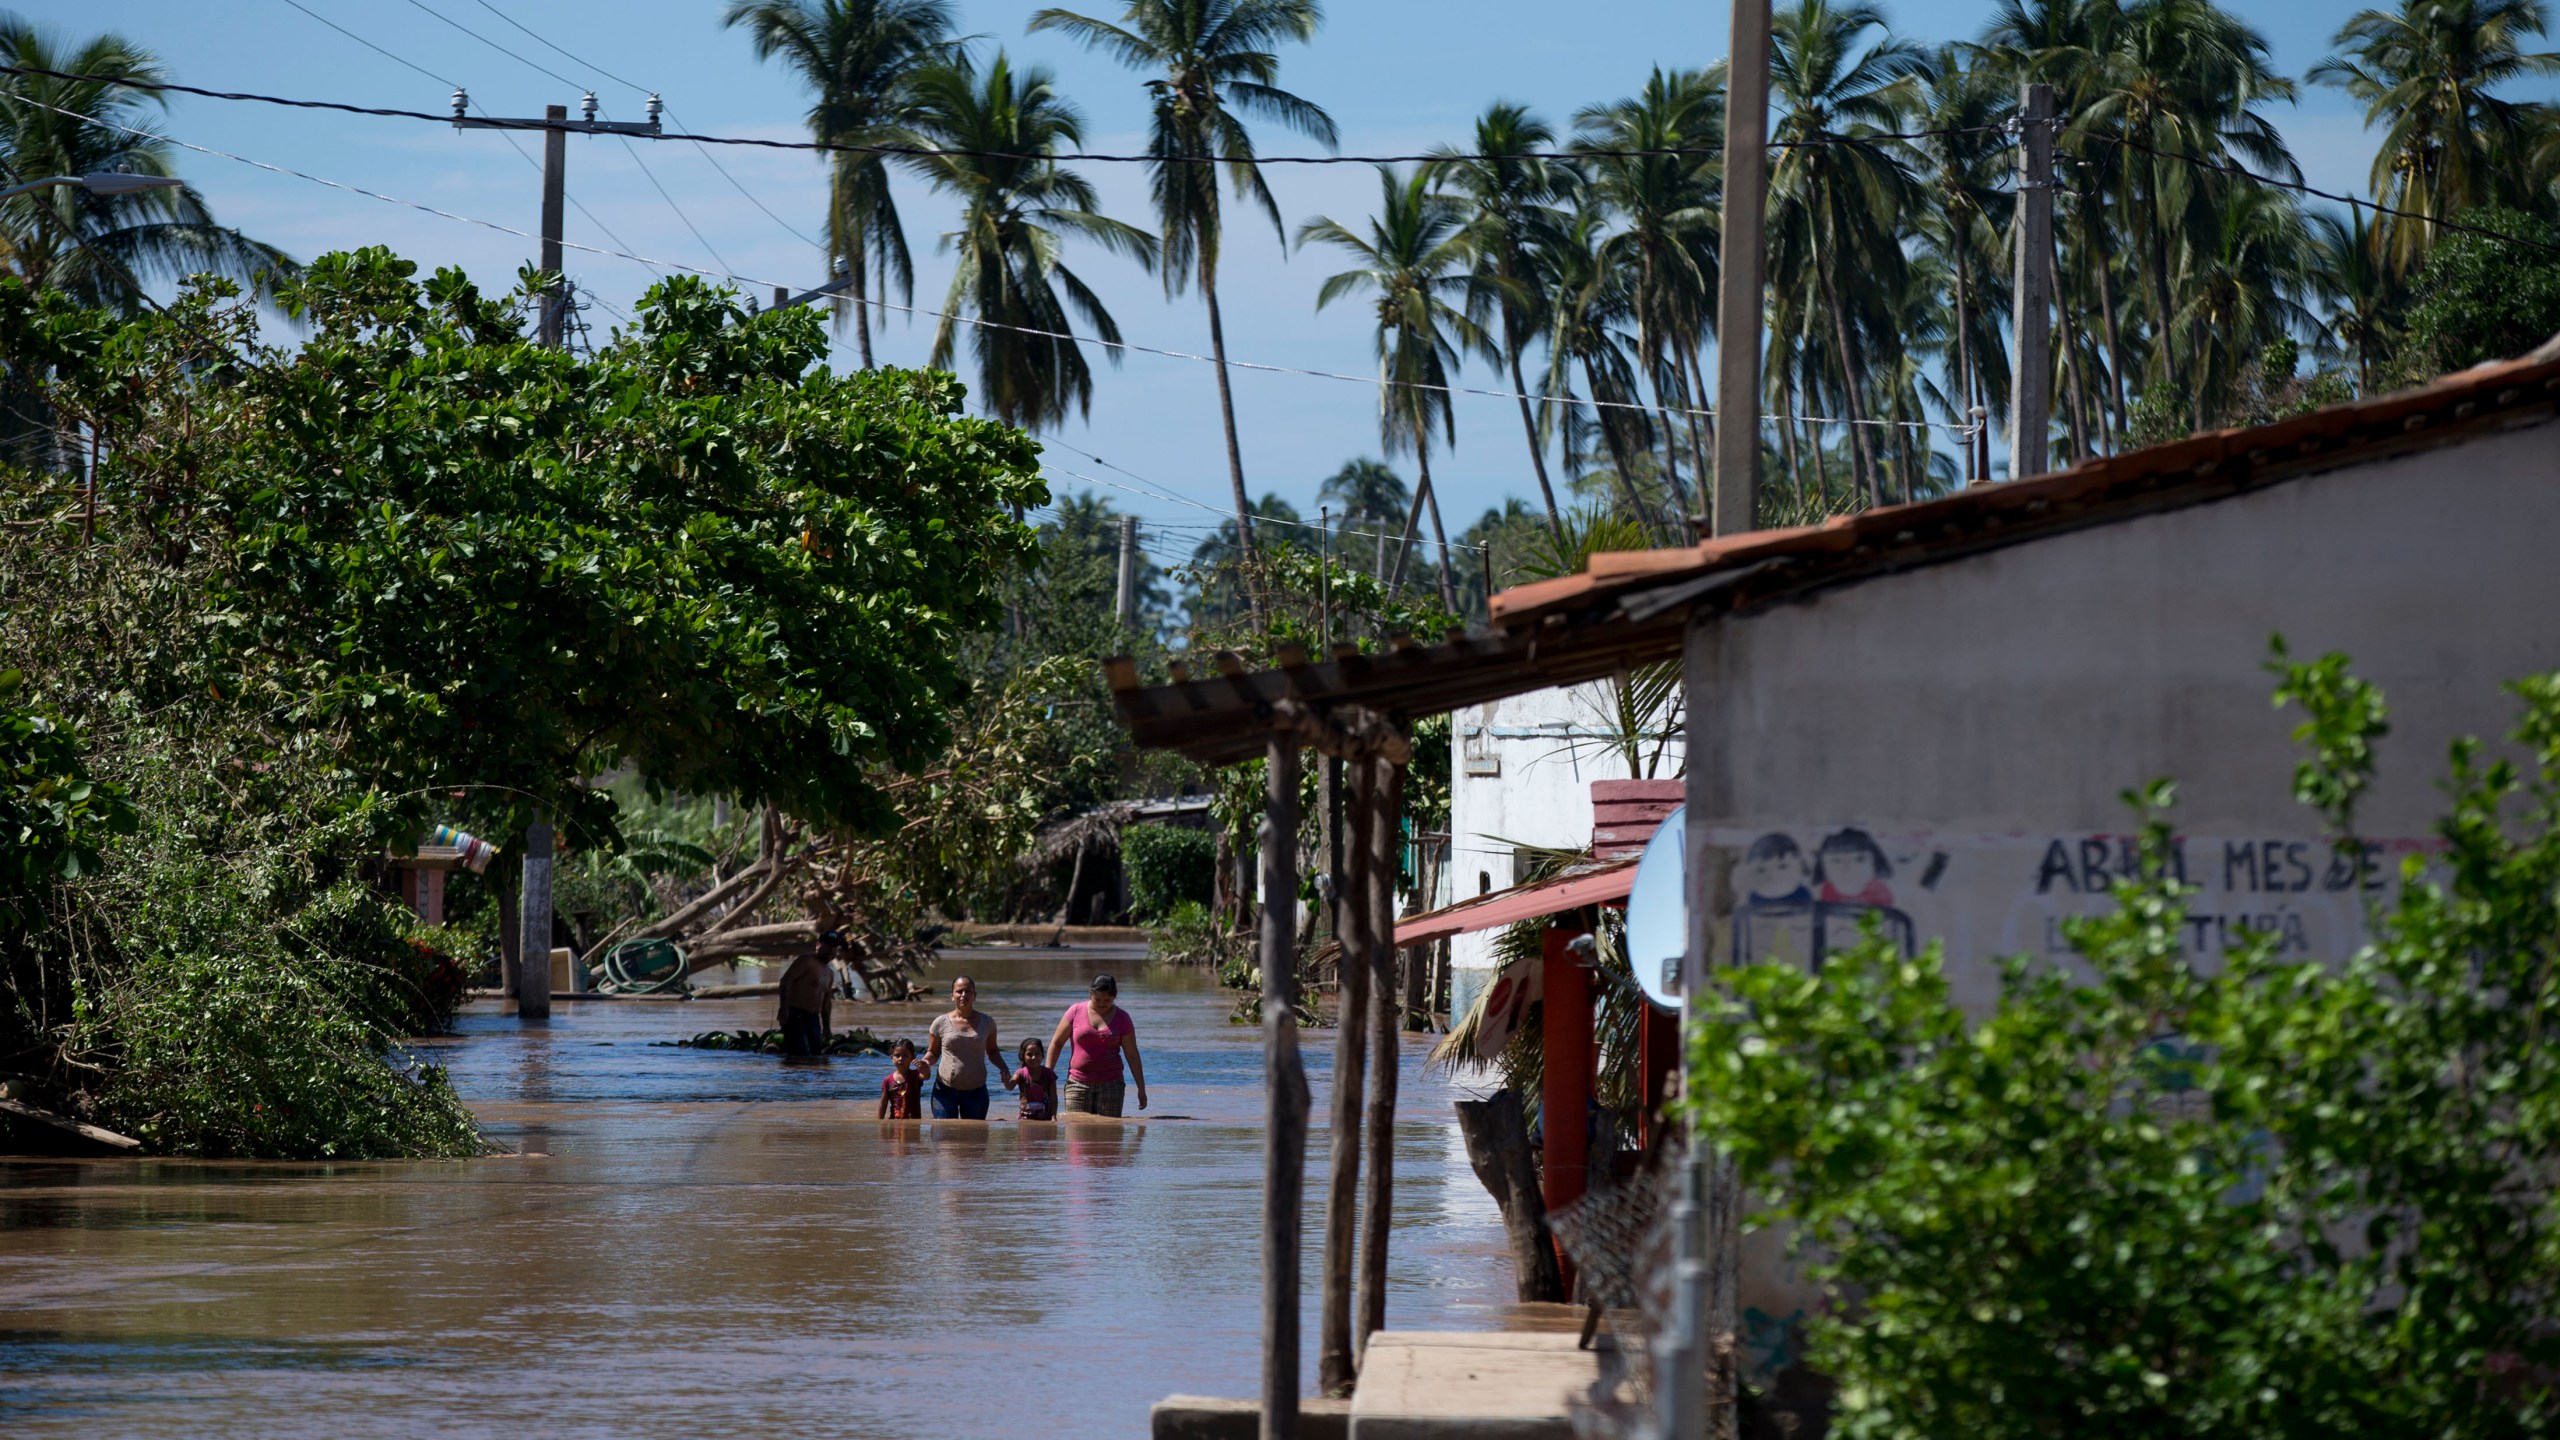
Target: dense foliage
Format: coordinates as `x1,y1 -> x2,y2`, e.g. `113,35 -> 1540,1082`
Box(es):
0,253 -> 1043,1155
1684,648 -> 2560,1437
1123,825 -> 1216,919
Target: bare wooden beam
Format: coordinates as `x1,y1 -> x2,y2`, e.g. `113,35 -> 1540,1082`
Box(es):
1356,753 -> 1406,1358
1318,757 -> 1374,1394
1260,737 -> 1309,1440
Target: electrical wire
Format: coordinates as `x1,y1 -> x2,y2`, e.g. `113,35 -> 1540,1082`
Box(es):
385,0 -> 737,277
0,63 -> 2001,167
458,0 -> 820,250
273,0 -> 663,283
22,88 -> 1973,438
2092,132 -> 2560,259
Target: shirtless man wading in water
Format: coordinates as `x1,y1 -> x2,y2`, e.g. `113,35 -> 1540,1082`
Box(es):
776,936 -> 836,1058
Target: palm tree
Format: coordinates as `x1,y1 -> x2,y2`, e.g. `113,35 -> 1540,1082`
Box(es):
1767,0 -> 1927,508
1028,0 -> 1336,596
1541,203 -> 1664,534
1426,103 -> 1575,545
2311,0 -> 2560,279
1316,456 -> 1409,584
2170,181 -> 2324,417
0,21 -> 289,310
1187,491 -> 1301,626
1573,68 -> 1725,516
1908,49 -> 2011,476
2081,0 -> 2297,420
1299,167 -> 1486,612
899,51 -> 1159,431
2308,209 -> 2396,391
724,0 -> 957,369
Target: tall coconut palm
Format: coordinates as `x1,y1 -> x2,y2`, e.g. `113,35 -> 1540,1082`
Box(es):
2308,208 -> 2397,391
1426,103 -> 1575,545
0,21 -> 289,310
1298,166 -> 1486,612
2311,0 -> 2560,279
2170,181 -> 2324,415
2081,0 -> 2297,412
1028,0 -> 1336,596
1541,203 -> 1664,535
1572,67 -> 1725,516
1908,48 -> 2011,476
724,0 -> 957,369
1767,0 -> 1927,508
1316,456 -> 1409,584
900,51 -> 1158,431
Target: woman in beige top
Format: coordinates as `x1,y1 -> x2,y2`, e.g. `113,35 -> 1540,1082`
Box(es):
923,975 -> 1000,1119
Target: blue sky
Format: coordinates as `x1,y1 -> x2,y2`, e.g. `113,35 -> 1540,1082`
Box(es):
44,0 -> 2539,564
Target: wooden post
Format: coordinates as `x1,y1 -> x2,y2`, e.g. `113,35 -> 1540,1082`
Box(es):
1318,758 -> 1373,1394
1711,0 -> 1773,537
537,105 -> 567,349
515,815 -> 555,1018
1539,923 -> 1593,1295
1638,1002 -> 1680,1151
1356,755 -> 1406,1357
1260,737 -> 1309,1440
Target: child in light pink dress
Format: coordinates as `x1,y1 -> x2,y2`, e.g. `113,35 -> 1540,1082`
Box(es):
1010,1038 -> 1057,1122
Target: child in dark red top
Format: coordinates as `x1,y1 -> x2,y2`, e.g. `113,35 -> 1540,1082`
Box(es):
878,1038 -> 926,1119
1010,1037 -> 1057,1122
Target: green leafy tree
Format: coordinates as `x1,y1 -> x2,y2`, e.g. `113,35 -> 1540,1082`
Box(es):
1028,0 -> 1336,595
902,50 -> 1160,430
2392,202 -> 2560,371
722,0 -> 958,369
1685,647 -> 2560,1437
0,670 -> 132,923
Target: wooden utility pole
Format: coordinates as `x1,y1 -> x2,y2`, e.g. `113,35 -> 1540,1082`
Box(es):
1115,515 -> 1138,626
1355,755 -> 1406,1358
2008,83 -> 2056,481
1711,0 -> 1774,537
1318,761 -> 1373,1394
516,817 -> 554,1018
1260,738 -> 1309,1440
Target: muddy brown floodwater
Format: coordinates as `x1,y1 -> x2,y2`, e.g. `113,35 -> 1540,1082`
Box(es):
0,950 -> 1513,1437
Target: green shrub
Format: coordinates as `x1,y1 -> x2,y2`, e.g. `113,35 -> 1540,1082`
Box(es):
1124,824 -> 1216,919
1683,649 -> 2560,1437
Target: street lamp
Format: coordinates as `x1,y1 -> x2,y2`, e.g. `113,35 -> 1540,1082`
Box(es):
0,172 -> 188,202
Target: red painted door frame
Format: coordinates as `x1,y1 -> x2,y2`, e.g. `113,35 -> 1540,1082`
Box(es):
1539,923 -> 1594,1295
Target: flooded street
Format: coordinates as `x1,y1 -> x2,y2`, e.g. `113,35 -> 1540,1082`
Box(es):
0,952 -> 1511,1436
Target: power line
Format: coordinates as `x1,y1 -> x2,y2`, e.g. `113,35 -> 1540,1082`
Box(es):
2092,132 -> 2560,259
456,0 -> 818,250
272,0 -> 664,283
26,88 -> 1972,437
0,63 -> 2000,167
1041,445 -> 1491,555
386,0 -> 736,277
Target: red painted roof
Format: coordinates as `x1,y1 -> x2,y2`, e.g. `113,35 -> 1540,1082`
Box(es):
1393,857 -> 1639,948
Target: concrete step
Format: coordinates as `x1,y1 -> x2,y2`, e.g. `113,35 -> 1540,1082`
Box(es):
1348,1330 -> 1606,1439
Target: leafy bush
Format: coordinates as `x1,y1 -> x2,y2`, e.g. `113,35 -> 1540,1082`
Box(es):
0,670 -> 133,926
1683,649 -> 2560,1437
1125,824 -> 1217,919
2393,205 -> 2560,377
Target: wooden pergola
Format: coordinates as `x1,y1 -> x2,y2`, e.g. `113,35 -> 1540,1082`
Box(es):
1105,608 -> 1684,1435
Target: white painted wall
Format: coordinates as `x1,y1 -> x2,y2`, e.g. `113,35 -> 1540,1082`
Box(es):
1682,411 -> 2560,1385
1446,681 -> 1687,1015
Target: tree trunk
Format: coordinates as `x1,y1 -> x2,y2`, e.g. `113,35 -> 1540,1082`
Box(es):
1953,246 -> 1977,482
2091,192 -> 2127,451
850,250 -> 875,370
1682,342 -> 1717,494
1417,446 -> 1458,616
1506,337 -> 1567,546
1258,739 -> 1311,1438
1579,357 -> 1658,540
1819,273 -> 1883,509
1202,273 -> 1263,624
1383,459 -> 1428,598
1454,1090 -> 1565,1303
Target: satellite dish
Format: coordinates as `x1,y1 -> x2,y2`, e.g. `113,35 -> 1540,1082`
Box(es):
1623,804 -> 1687,1010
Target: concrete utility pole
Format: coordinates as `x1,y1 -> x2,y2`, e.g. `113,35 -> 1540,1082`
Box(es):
2008,82 -> 2056,481
1710,0 -> 1774,538
1115,515 -> 1138,626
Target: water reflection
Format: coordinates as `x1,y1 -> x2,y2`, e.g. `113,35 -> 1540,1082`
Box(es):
0,953 -> 1506,1438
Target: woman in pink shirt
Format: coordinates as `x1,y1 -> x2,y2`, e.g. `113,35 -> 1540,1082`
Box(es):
1043,973 -> 1147,1117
